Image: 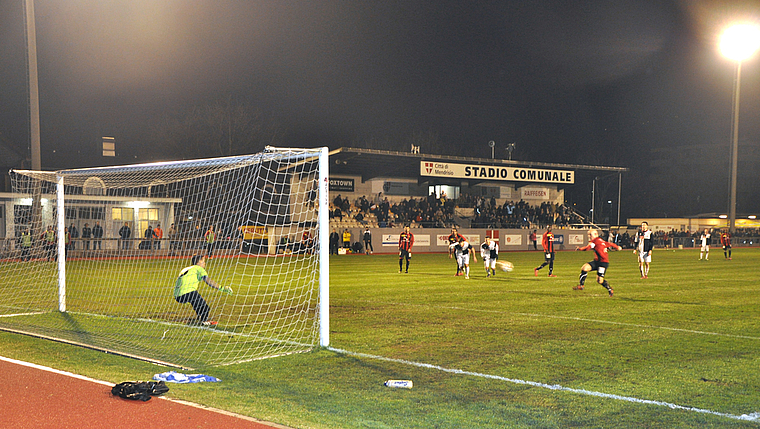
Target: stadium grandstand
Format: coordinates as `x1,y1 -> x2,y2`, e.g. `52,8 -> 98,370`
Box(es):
327,147 -> 627,229
325,147 -> 627,253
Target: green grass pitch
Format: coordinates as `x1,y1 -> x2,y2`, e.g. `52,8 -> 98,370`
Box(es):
1,247 -> 758,428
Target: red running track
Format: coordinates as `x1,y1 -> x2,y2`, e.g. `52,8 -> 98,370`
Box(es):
1,356 -> 290,429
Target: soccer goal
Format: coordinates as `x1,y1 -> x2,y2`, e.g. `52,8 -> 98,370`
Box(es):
2,147 -> 329,368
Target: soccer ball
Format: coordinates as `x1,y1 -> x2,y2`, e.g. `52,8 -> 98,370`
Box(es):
495,261 -> 514,272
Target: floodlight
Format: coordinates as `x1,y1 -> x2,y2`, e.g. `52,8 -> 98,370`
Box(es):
720,24 -> 760,62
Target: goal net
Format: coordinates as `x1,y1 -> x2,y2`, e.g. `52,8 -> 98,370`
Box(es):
2,147 -> 329,368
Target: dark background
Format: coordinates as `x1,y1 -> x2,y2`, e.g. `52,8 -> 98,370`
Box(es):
1,0 -> 759,220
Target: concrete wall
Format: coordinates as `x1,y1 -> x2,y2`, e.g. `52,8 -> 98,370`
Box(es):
333,227 -> 589,254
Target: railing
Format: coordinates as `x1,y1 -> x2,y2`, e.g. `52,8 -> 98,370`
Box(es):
0,237 -> 269,260
658,236 -> 759,248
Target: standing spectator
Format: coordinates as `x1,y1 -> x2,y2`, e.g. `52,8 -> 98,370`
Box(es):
329,228 -> 340,255
398,225 -> 414,273
144,224 -> 155,249
167,223 -> 177,254
64,227 -> 71,257
119,222 -> 132,250
20,227 -> 32,261
529,230 -> 537,250
153,223 -> 164,249
534,225 -> 556,277
363,227 -> 373,254
92,221 -> 103,250
204,225 -> 216,258
69,223 -> 78,250
301,229 -> 312,253
81,223 -> 92,250
43,225 -> 56,261
203,225 -> 216,259
342,228 -> 351,249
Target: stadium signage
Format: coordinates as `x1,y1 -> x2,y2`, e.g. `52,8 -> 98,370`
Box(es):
329,178 -> 355,192
420,162 -> 574,184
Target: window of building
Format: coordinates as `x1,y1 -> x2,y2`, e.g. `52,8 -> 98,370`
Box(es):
138,208 -> 160,237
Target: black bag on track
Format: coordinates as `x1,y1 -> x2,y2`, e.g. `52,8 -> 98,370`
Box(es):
111,381 -> 170,401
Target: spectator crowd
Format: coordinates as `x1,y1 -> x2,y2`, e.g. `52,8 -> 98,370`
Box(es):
329,192 -> 584,229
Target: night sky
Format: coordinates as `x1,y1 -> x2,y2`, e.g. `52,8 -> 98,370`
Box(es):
1,0 -> 759,219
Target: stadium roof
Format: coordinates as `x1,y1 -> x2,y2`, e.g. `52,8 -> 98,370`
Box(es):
328,147 -> 628,186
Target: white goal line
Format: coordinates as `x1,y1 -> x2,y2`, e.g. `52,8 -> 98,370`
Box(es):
328,347 -> 759,422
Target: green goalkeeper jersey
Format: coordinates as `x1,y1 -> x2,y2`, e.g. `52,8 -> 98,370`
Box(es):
174,265 -> 208,297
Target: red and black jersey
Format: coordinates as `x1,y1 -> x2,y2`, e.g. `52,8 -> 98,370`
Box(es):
399,231 -> 414,252
542,231 -> 554,253
579,237 -> 620,263
448,232 -> 464,244
720,232 -> 731,246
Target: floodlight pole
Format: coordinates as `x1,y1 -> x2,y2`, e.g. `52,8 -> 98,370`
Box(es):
728,61 -> 741,234
24,0 -> 41,170
617,172 -> 622,227
591,178 -> 596,224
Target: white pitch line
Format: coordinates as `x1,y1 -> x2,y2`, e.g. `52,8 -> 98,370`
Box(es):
0,311 -> 46,318
328,347 -> 759,422
375,301 -> 760,341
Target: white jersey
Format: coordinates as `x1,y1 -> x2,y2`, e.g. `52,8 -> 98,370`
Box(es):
480,242 -> 490,259
700,233 -> 710,248
484,241 -> 499,268
450,241 -> 473,266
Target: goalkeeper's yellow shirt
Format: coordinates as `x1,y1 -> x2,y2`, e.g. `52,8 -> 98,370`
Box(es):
174,265 -> 208,297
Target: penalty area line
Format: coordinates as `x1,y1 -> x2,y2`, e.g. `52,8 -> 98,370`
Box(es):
327,347 -> 759,423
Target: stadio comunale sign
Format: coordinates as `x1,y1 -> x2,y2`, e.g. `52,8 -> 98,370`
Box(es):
420,161 -> 574,184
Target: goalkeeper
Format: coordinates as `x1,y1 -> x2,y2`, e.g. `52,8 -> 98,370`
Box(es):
174,254 -> 232,326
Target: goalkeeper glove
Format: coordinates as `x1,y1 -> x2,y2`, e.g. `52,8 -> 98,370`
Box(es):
220,286 -> 233,295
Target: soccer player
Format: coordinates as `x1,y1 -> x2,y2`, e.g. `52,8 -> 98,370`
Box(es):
634,221 -> 653,278
574,229 -> 620,296
699,228 -> 711,260
720,229 -> 732,260
480,236 -> 499,277
173,254 -> 232,326
448,227 -> 465,276
449,236 -> 477,279
398,225 -> 414,273
534,225 -> 556,277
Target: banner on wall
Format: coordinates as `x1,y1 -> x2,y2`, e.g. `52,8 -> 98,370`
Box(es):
382,234 -> 430,247
329,178 -> 355,192
420,162 -> 574,184
521,187 -> 550,200
502,235 -> 523,246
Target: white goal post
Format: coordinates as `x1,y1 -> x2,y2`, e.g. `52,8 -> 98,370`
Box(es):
2,146 -> 329,368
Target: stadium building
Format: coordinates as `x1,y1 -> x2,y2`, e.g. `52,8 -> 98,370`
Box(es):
326,147 -> 627,253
